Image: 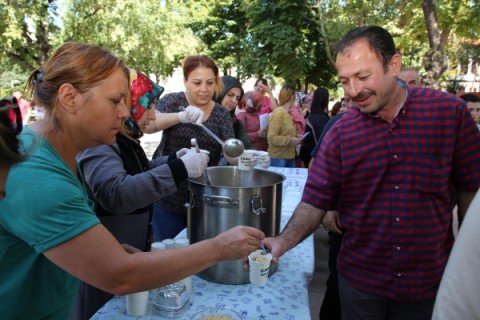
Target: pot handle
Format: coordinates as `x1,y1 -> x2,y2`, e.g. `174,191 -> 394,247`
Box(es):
203,194 -> 239,208
251,195 -> 267,215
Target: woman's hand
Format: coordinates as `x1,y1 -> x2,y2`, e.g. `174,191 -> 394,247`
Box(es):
290,137 -> 301,146
179,149 -> 210,178
257,128 -> 267,138
213,226 -> 265,260
178,106 -> 204,124
175,148 -> 190,158
260,83 -> 273,95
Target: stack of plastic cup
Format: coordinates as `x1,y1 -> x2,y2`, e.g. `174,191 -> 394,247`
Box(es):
174,238 -> 192,295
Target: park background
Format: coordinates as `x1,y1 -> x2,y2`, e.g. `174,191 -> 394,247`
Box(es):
1,0 -> 479,99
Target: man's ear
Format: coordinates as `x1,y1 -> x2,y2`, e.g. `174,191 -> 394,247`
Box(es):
57,83 -> 78,114
390,53 -> 402,77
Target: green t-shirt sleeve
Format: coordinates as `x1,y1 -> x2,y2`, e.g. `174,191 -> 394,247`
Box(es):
1,163 -> 99,254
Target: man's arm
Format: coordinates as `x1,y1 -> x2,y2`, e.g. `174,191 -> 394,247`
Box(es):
264,201 -> 325,262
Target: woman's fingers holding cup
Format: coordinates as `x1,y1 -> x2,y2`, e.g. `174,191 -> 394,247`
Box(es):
215,226 -> 264,260
252,150 -> 269,167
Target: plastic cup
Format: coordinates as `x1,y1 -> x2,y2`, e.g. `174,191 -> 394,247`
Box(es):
248,250 -> 273,286
126,291 -> 149,316
238,150 -> 255,170
162,238 -> 175,249
255,151 -> 269,167
151,242 -> 167,252
174,238 -> 190,248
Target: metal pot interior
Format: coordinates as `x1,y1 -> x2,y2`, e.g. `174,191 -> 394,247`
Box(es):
188,167 -> 285,188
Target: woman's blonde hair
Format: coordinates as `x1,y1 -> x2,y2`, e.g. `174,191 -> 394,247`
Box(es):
278,84 -> 296,106
26,42 -> 129,130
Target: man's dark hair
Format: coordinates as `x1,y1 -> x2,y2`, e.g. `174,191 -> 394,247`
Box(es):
460,93 -> 480,103
335,26 -> 397,72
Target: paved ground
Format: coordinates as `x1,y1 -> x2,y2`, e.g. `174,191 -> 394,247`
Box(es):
140,132 -> 330,320
139,132 -> 163,159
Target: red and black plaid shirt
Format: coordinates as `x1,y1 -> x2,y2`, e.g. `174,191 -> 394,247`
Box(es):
303,86 -> 480,300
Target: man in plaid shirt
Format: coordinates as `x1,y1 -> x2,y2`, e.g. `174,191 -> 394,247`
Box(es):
265,26 -> 480,320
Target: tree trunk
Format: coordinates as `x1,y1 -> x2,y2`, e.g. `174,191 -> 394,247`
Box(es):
421,0 -> 448,89
36,1 -> 53,66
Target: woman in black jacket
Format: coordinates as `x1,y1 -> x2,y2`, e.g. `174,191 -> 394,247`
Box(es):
300,87 -> 330,167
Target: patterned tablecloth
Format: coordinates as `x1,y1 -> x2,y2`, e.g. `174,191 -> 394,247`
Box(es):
92,167 -> 312,320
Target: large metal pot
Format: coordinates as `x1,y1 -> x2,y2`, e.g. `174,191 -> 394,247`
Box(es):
186,166 -> 285,284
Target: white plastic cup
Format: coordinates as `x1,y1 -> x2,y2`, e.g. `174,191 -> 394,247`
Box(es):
161,238 -> 175,249
238,150 -> 255,170
174,238 -> 190,248
151,241 -> 166,252
126,291 -> 149,317
255,151 -> 269,167
248,250 -> 273,286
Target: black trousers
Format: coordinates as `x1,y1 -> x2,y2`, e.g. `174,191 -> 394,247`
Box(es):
338,273 -> 435,320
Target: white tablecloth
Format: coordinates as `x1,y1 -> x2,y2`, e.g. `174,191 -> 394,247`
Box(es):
92,167 -> 312,320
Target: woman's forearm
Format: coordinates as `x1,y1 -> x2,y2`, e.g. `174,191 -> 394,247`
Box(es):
143,110 -> 181,133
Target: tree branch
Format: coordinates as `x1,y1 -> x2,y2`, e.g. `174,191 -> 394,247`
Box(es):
317,0 -> 336,67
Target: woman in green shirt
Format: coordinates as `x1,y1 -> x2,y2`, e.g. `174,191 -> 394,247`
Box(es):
0,42 -> 264,320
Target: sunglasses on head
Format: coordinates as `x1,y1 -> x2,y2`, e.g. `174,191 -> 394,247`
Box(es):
0,96 -> 22,135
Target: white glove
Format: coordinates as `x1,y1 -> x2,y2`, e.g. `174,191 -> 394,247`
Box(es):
176,148 -> 190,158
178,106 -> 204,124
180,148 -> 209,178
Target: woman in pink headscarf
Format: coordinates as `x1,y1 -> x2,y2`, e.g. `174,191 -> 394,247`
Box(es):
237,91 -> 268,151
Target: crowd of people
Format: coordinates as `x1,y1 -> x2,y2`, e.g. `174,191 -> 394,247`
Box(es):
0,25 -> 479,320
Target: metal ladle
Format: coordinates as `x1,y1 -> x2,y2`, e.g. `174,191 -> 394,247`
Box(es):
197,124 -> 244,158
191,138 -> 211,185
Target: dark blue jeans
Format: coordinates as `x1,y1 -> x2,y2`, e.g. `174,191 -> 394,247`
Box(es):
270,157 -> 296,168
151,204 -> 187,241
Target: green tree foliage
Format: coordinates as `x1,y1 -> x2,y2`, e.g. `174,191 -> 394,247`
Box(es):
241,0 -> 326,85
0,0 -> 60,71
187,0 -> 246,75
0,64 -> 29,97
61,0 -> 200,81
317,0 -> 480,90
190,0 -> 337,89
0,0 -> 478,94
